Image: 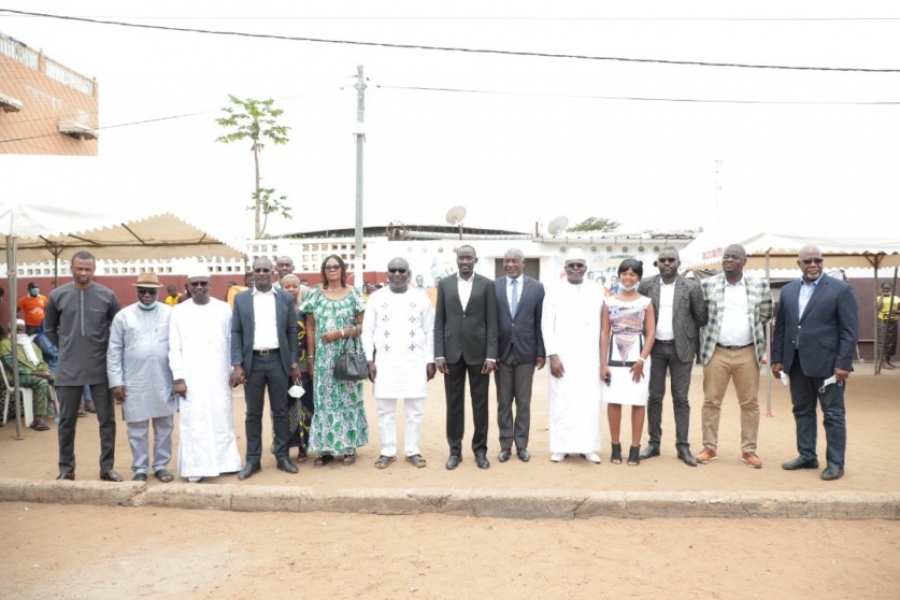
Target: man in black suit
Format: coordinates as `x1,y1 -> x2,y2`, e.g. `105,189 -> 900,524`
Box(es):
638,247 -> 707,466
773,245 -> 858,481
230,256 -> 301,480
435,245 -> 498,470
493,248 -> 545,463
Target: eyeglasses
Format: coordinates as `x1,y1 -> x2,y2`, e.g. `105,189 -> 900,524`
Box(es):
565,263 -> 586,269
388,268 -> 408,274
658,257 -> 678,264
801,258 -> 824,265
189,281 -> 210,288
324,265 -> 342,271
253,268 -> 272,274
136,288 -> 159,295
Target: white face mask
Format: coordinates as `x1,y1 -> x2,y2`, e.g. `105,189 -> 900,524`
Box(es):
619,282 -> 640,292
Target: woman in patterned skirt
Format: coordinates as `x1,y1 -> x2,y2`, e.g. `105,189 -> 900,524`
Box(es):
302,256 -> 368,466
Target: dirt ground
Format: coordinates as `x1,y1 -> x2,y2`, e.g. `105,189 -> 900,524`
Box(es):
1,365 -> 899,598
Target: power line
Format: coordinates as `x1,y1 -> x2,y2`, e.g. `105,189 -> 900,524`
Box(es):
2,8 -> 899,73
378,84 -> 900,105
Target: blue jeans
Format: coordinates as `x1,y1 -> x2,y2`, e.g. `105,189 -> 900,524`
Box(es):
789,359 -> 847,468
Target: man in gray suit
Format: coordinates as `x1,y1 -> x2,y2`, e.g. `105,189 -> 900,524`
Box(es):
638,247 -> 708,466
435,245 -> 498,470
494,248 -> 545,463
230,256 -> 301,479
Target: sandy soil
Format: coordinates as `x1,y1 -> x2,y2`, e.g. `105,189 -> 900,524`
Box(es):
1,365 -> 898,599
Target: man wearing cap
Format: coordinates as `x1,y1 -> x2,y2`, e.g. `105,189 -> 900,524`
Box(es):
44,251 -> 121,481
169,266 -> 242,483
0,319 -> 55,431
107,273 -> 178,483
638,246 -> 708,466
541,248 -> 606,463
230,256 -> 301,479
698,244 -> 773,469
17,282 -> 47,335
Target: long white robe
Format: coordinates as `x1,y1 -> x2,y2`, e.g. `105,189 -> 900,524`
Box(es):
541,279 -> 605,454
169,298 -> 242,478
107,303 -> 177,423
361,287 -> 435,399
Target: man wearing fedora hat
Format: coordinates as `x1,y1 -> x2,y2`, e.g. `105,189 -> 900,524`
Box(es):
107,272 -> 178,483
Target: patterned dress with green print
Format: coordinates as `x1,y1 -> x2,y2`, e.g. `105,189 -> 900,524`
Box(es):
302,286 -> 368,454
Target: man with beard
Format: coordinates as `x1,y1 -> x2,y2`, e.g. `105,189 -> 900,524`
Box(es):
362,257 -> 435,469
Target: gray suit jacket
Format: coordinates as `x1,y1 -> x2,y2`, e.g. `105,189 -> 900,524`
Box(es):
638,274 -> 707,363
494,275 -> 545,363
230,288 -> 298,377
434,273 -> 498,364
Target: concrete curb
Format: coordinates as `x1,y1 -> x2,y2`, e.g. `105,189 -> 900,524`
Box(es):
1,478 -> 897,519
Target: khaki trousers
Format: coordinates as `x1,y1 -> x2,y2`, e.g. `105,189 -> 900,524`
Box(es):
701,346 -> 760,453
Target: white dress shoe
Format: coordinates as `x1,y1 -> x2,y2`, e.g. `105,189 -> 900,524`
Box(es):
187,476 -> 203,483
550,453 -> 567,462
582,452 -> 602,464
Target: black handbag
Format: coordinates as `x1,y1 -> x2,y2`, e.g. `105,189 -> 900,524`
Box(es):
333,336 -> 367,381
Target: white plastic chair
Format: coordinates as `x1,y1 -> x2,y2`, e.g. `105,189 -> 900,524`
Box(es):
0,365 -> 34,427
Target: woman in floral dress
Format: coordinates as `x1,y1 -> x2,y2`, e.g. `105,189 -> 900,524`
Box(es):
302,255 -> 368,466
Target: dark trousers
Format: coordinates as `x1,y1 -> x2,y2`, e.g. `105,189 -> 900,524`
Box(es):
444,359 -> 490,456
494,356 -> 535,451
789,354 -> 847,467
647,342 -> 693,449
57,383 -> 115,474
244,353 -> 290,464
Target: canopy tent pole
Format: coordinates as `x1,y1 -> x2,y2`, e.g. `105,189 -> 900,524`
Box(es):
765,250 -> 773,417
5,234 -> 24,439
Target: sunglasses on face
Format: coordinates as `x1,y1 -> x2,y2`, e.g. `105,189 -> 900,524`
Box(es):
565,263 -> 586,269
253,268 -> 272,274
388,268 -> 408,274
801,258 -> 824,265
189,281 -> 210,288
324,265 -> 342,271
136,288 -> 158,296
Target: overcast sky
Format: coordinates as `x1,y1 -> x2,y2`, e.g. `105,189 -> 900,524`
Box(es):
2,1 -> 899,243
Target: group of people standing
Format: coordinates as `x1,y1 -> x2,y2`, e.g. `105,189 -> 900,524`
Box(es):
26,239 -> 860,485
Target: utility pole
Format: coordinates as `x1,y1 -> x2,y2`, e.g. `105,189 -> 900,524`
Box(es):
353,65 -> 366,289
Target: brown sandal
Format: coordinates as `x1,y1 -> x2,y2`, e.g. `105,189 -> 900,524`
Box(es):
313,454 -> 333,468
342,452 -> 357,466
374,455 -> 396,469
406,454 -> 427,468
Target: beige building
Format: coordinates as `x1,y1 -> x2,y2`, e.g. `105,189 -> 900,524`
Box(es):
0,30 -> 98,156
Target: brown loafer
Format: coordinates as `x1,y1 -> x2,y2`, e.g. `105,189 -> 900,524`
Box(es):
741,452 -> 763,469
697,448 -> 718,464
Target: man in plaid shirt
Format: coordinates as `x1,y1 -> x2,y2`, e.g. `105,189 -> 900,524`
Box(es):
697,244 -> 773,468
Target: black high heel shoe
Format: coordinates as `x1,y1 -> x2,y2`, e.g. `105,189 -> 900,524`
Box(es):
611,443 -> 622,464
628,445 -> 641,466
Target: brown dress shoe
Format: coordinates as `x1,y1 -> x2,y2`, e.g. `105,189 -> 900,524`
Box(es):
697,448 -> 717,464
741,452 -> 763,469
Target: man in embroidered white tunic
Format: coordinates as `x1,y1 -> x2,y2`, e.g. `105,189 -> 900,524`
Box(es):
168,266 -> 242,483
362,257 -> 436,469
107,272 -> 178,483
541,248 -> 606,462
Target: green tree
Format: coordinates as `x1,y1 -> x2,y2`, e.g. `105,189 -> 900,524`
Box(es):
215,95 -> 291,238
568,217 -> 621,233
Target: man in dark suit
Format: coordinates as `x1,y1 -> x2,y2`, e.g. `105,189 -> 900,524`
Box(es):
493,248 -> 545,463
773,245 -> 858,481
435,245 -> 498,470
638,246 -> 708,466
230,256 -> 301,480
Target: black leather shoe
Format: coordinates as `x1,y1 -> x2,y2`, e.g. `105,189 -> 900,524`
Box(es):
821,464 -> 844,481
475,453 -> 490,470
237,463 -> 261,480
498,449 -> 511,462
782,456 -> 819,470
639,444 -> 660,460
154,469 -> 174,483
99,469 -> 123,482
132,472 -> 148,482
677,447 -> 698,467
445,455 -> 462,470
517,449 -> 531,462
277,458 -> 299,474
56,472 -> 74,481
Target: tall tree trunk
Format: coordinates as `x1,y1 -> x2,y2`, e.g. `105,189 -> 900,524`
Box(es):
253,144 -> 261,238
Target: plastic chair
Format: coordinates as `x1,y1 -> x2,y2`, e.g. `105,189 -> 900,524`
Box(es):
0,366 -> 34,427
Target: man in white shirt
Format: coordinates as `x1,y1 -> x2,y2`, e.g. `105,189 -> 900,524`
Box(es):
638,247 -> 707,466
698,245 -> 773,468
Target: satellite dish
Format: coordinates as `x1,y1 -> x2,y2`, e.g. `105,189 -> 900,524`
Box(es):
446,205 -> 467,226
548,216 -> 569,236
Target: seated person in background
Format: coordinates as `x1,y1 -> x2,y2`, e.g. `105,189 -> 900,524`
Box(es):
0,320 -> 55,431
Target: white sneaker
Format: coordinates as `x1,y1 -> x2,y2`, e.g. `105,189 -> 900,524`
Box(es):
550,453 -> 567,463
582,452 -> 602,464
187,476 -> 203,483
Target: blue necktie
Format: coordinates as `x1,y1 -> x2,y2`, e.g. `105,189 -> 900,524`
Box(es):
510,278 -> 519,317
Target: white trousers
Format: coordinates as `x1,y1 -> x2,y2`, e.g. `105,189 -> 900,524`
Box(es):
376,397 -> 425,457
